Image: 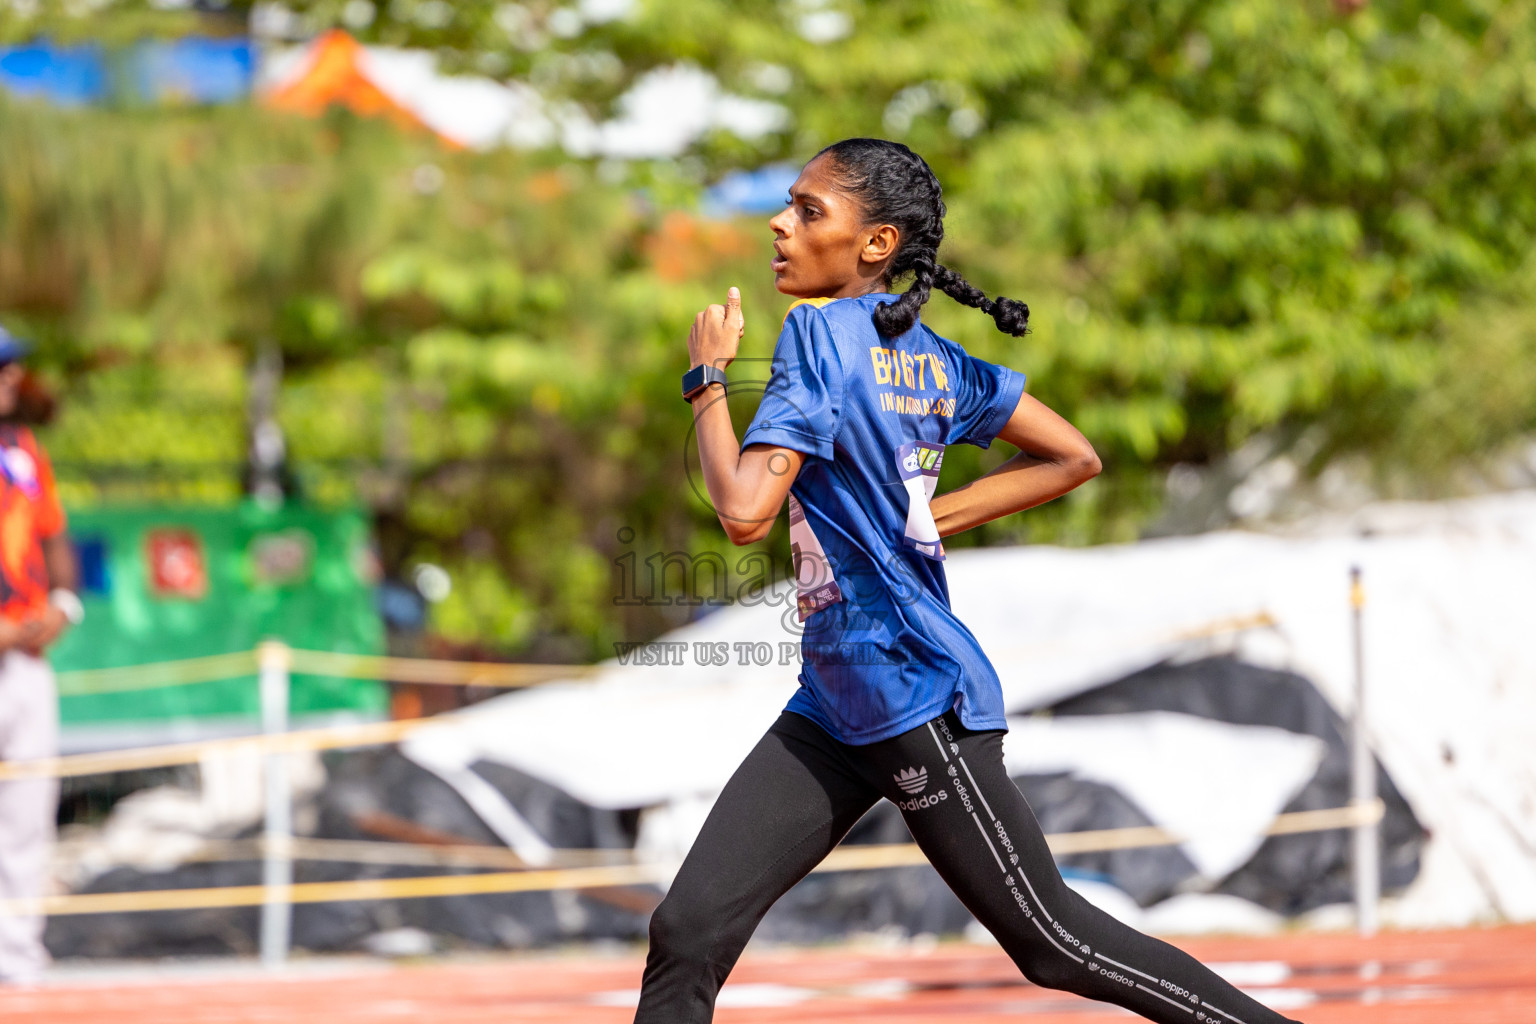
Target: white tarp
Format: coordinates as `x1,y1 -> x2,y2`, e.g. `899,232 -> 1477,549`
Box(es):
403,490 -> 1536,926
1001,714 -> 1325,880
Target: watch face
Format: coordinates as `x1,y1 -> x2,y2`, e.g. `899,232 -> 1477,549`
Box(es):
683,365 -> 725,401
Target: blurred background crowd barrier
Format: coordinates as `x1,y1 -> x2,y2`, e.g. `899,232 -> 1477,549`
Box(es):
1,0 -> 1535,974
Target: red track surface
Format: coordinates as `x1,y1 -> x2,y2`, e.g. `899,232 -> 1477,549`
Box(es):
4,925 -> 1534,1023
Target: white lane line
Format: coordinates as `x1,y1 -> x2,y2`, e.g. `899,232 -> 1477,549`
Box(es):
1031,915 -> 1084,963
958,756 -> 995,821
1097,952 -> 1161,984
1201,1000 -> 1250,1024
972,813 -> 1007,873
926,722 -> 949,763
1210,961 -> 1289,987
1136,984 -> 1195,1014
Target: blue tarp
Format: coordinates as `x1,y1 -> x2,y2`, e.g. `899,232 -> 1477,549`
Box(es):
703,164 -> 800,218
0,37 -> 254,106
128,37 -> 254,104
0,44 -> 107,105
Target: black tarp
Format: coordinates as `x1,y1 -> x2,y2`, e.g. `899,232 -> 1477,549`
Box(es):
1046,655 -> 1426,914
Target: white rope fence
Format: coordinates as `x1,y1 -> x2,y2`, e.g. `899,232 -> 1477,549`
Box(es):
7,596 -> 1381,953
7,801 -> 1385,919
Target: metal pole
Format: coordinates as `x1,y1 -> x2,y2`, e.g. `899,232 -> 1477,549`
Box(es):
259,640 -> 293,968
1349,566 -> 1380,937
247,343 -> 287,510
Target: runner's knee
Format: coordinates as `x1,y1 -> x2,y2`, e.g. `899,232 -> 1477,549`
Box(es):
1013,947 -> 1082,992
993,888 -> 1104,994
646,888 -> 720,965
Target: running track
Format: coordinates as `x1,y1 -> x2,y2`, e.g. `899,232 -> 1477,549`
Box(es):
3,925 -> 1533,1023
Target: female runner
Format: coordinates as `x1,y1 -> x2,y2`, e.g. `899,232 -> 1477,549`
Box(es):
639,137 -> 1301,1024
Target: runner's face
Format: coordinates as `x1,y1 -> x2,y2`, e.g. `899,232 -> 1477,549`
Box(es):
768,155 -> 892,299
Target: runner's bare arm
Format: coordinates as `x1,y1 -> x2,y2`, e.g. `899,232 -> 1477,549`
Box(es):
688,288 -> 807,546
930,392 -> 1100,539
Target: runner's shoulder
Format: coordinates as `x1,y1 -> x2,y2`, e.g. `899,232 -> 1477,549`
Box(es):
782,294 -> 901,346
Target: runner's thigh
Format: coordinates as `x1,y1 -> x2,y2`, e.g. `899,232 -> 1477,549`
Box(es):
660,711 -> 882,931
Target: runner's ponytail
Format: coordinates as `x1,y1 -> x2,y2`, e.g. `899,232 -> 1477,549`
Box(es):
817,138 -> 1030,339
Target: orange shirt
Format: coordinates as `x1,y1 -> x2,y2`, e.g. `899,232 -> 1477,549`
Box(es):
0,424 -> 65,621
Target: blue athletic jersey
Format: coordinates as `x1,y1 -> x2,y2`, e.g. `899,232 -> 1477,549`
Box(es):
740,293 -> 1027,744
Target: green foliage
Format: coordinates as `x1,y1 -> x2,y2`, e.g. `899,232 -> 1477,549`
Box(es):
5,0 -> 1536,655
0,94 -> 777,653
0,0 -> 198,46
280,0 -> 1536,536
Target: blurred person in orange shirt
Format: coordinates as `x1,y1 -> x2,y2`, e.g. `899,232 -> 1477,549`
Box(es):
0,328 -> 79,986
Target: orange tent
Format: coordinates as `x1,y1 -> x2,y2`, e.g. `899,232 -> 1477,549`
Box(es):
264,30 -> 443,141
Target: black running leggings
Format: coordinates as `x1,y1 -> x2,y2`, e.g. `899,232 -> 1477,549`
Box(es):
634,710 -> 1300,1024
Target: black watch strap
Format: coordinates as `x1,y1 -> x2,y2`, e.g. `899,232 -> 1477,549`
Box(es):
681,364 -> 729,402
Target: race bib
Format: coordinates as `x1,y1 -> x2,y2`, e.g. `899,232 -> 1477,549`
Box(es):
788,493 -> 843,620
895,441 -> 945,560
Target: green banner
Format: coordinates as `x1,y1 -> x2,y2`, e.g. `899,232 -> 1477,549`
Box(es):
51,504 -> 387,728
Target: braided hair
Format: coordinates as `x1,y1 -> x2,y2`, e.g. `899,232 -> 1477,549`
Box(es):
816,138 -> 1030,338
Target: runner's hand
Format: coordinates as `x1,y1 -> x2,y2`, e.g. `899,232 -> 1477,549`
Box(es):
0,616 -> 45,654
688,287 -> 745,371
21,606 -> 69,656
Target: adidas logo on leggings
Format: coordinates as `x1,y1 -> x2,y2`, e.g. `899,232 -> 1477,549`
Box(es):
893,766 -> 947,811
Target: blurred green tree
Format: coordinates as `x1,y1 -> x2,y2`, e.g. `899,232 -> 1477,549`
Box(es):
274,0 -> 1536,534
3,0 -> 1535,656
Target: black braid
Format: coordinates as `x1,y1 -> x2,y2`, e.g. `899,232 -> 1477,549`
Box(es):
816,138 -> 1030,338
878,251 -> 936,338
932,264 -> 1031,337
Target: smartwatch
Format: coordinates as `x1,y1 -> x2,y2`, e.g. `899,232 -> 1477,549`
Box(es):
681,364 -> 728,403
49,588 -> 85,626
